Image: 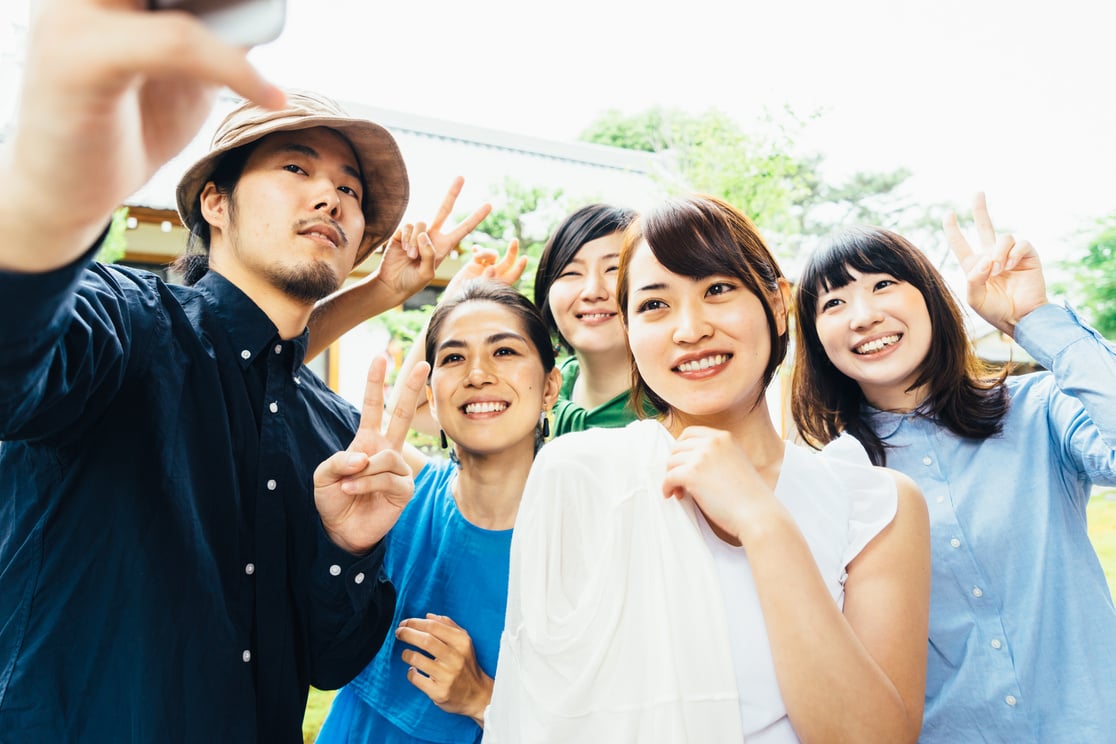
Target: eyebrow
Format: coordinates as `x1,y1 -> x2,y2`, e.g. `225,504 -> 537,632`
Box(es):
436,332 -> 529,353
633,282 -> 669,293
275,143 -> 363,183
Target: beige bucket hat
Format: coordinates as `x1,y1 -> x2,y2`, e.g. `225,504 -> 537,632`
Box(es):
175,89 -> 409,265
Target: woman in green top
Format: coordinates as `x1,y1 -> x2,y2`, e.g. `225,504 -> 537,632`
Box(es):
533,204 -> 648,435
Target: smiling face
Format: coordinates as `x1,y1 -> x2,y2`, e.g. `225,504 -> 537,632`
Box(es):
813,270 -> 933,410
546,232 -> 628,358
428,300 -> 560,458
625,239 -> 781,428
203,127 -> 366,304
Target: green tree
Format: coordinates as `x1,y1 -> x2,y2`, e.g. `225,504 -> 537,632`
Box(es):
96,207 -> 129,264
1056,216 -> 1116,338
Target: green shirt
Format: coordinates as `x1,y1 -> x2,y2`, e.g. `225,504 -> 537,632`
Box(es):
551,356 -> 644,436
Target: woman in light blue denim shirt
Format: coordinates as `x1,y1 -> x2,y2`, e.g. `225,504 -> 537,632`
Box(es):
791,193 -> 1116,742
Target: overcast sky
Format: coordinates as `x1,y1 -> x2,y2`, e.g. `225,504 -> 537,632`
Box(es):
3,0 -> 1112,264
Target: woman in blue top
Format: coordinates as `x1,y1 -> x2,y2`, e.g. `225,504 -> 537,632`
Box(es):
791,193 -> 1116,742
316,277 -> 561,743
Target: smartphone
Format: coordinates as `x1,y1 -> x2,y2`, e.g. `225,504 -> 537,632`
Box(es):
148,0 -> 286,47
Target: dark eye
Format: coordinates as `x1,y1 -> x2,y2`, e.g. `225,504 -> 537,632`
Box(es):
339,184 -> 360,199
438,352 -> 464,366
605,264 -> 619,274
820,297 -> 843,312
636,299 -> 666,313
707,281 -> 735,297
283,164 -> 307,175
494,347 -> 519,357
874,279 -> 897,291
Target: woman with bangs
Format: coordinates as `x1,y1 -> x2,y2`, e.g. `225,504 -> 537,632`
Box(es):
532,203 -> 650,436
791,193 -> 1116,741
484,195 -> 931,743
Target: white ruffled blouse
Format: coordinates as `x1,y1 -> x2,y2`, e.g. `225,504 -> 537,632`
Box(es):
484,419 -> 897,743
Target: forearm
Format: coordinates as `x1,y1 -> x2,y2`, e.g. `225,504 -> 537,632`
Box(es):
307,274 -> 406,360
1016,303 -> 1116,449
743,510 -> 922,743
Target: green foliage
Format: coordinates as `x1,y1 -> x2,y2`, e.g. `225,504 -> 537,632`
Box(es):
1055,216 -> 1116,338
579,106 -> 955,268
96,207 -> 129,264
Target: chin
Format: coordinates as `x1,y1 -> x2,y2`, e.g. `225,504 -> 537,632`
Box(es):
271,262 -> 342,303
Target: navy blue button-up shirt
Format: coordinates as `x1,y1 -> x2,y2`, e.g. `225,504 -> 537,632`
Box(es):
0,251 -> 397,743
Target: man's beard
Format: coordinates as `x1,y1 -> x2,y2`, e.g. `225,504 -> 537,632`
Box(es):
269,260 -> 341,304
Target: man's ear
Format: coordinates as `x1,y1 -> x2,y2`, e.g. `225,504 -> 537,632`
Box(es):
199,182 -> 228,232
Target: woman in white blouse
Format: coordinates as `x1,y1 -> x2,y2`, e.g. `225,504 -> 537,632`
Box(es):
484,194 -> 932,743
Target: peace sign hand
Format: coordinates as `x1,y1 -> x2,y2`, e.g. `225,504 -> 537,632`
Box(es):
943,192 -> 1048,337
313,356 -> 431,555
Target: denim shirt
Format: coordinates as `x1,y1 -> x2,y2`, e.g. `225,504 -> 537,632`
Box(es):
0,252 -> 396,743
869,304 -> 1116,742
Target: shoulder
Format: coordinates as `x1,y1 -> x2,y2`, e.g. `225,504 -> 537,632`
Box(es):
539,418 -> 663,466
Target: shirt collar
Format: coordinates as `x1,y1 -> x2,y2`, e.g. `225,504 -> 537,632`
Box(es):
195,271 -> 308,369
863,405 -> 909,439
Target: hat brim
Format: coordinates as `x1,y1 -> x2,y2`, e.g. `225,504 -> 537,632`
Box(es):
175,113 -> 408,267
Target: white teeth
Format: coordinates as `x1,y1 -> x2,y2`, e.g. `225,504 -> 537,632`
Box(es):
677,354 -> 727,372
579,313 -> 614,321
855,335 -> 900,354
464,401 -> 508,414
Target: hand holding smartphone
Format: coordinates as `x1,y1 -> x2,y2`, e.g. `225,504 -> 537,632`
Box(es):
148,0 -> 287,47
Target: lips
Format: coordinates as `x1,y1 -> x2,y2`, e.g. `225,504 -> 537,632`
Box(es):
674,353 -> 731,373
299,222 -> 343,250
462,401 -> 508,415
575,311 -> 617,322
854,334 -> 901,355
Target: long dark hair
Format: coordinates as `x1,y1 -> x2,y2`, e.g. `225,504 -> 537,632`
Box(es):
791,226 -> 1009,465
616,195 -> 788,417
533,203 -> 637,352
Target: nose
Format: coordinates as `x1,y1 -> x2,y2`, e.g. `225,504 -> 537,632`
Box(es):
848,295 -> 884,331
312,179 -> 341,218
672,301 -> 713,344
580,268 -> 611,301
464,360 -> 496,387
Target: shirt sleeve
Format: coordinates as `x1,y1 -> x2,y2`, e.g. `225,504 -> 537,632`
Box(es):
0,238 -> 158,441
305,522 -> 396,690
1014,303 -> 1116,485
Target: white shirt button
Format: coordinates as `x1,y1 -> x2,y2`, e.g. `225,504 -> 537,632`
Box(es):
269,402 -> 279,413
354,572 -> 365,585
922,455 -> 933,466
329,564 -> 342,577
293,375 -> 302,385
972,587 -> 984,598
245,563 -> 255,575
991,639 -> 1002,650
949,538 -> 961,548
274,344 -> 283,354
242,650 -> 252,663
266,479 -> 277,491
1005,695 -> 1017,707
936,496 -> 945,504
240,349 -> 251,360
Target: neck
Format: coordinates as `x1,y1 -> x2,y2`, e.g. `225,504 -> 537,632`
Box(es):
572,346 -> 631,409
666,398 -> 786,474
452,440 -> 536,530
862,382 -> 930,414
209,258 -> 317,340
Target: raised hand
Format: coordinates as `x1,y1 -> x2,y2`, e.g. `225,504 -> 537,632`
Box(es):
396,613 -> 495,727
2,0 -> 282,272
943,192 -> 1048,336
442,238 -> 527,300
372,177 -> 493,304
662,426 -> 782,546
313,356 -> 430,554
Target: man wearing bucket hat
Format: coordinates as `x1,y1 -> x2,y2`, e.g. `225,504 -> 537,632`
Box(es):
0,2 -> 435,742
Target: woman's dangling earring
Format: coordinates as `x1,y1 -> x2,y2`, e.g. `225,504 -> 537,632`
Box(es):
439,429 -> 449,449
539,412 -> 550,439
